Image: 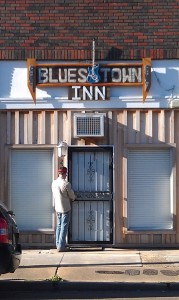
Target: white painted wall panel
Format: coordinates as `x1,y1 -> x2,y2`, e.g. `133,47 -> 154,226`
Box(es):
0,60 -> 178,109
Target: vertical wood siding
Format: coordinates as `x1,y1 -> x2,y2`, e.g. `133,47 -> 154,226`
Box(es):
0,109 -> 178,247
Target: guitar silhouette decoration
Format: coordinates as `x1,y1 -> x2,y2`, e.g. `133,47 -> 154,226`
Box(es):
87,39 -> 101,84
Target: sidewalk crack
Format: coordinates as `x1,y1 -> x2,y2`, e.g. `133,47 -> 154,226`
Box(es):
139,251 -> 143,267
55,253 -> 65,275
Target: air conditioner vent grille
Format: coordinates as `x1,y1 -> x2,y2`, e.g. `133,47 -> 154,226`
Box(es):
74,114 -> 104,137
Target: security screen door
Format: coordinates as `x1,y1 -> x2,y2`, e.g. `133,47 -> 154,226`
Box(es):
68,147 -> 113,244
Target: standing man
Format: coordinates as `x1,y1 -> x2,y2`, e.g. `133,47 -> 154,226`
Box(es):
52,166 -> 75,252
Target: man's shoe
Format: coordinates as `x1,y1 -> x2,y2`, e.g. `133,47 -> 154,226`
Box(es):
57,247 -> 69,252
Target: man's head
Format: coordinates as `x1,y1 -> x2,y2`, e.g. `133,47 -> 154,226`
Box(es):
58,167 -> 67,178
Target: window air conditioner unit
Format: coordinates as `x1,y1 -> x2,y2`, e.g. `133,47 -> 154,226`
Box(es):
74,113 -> 105,137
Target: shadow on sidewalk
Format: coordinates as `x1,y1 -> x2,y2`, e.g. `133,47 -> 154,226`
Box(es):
1,281 -> 179,299
17,260 -> 179,268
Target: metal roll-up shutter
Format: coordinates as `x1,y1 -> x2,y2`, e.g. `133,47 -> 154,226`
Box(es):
127,149 -> 172,230
10,149 -> 53,230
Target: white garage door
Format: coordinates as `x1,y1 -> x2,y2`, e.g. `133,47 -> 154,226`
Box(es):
127,149 -> 173,230
10,149 -> 53,230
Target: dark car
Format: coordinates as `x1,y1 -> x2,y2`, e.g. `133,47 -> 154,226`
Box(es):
0,202 -> 21,275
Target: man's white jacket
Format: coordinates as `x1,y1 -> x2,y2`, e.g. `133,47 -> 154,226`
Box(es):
52,177 -> 75,213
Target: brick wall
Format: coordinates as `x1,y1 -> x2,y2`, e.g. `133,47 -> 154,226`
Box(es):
0,0 -> 178,60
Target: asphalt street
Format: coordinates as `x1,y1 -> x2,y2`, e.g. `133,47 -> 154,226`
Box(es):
1,282 -> 179,299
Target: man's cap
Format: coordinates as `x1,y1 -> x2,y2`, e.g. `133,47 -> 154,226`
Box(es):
58,167 -> 67,174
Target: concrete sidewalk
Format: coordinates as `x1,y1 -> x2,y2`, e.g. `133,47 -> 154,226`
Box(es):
1,248 -> 179,284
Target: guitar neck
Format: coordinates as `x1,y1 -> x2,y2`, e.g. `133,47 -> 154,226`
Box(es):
92,39 -> 95,67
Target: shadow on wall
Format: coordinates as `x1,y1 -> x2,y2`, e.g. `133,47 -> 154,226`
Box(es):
0,62 -> 14,98
151,68 -> 179,97
104,47 -> 123,60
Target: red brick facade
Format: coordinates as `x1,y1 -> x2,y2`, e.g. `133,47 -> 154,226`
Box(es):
0,0 -> 178,60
